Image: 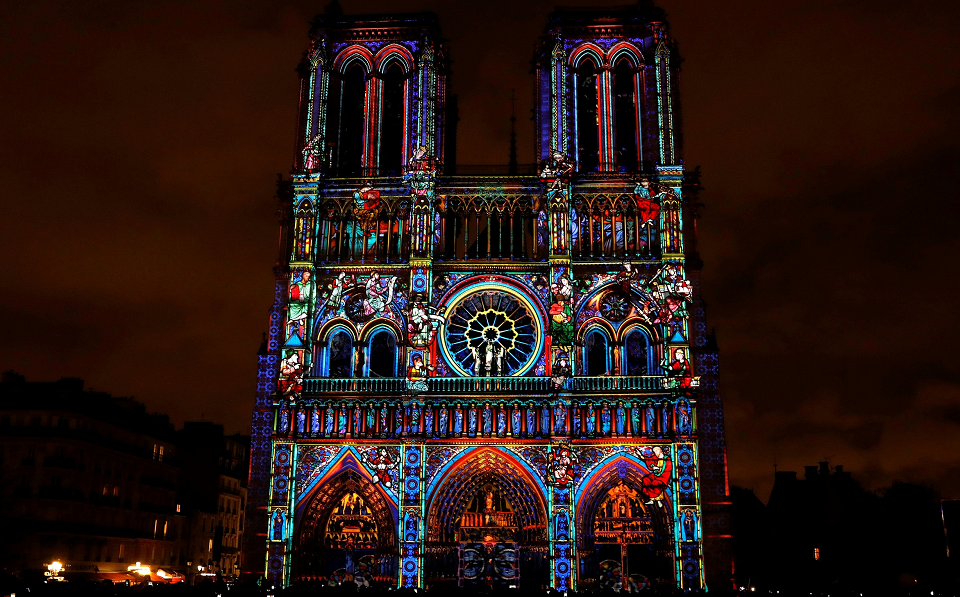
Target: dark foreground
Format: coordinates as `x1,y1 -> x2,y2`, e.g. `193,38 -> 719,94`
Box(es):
3,578 -> 959,597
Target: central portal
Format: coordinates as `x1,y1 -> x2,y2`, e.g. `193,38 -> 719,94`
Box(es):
424,449 -> 549,588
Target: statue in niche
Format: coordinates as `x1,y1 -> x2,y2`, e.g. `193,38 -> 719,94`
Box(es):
438,406 -> 449,436
302,133 -> 323,170
676,399 -> 692,436
681,509 -> 699,542
406,353 -> 434,394
287,269 -> 314,343
550,351 -> 572,391
453,406 -> 464,435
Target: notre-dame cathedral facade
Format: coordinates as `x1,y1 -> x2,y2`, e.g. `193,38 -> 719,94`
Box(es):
246,3 -> 731,591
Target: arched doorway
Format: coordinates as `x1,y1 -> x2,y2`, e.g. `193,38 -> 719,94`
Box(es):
294,470 -> 397,585
577,454 -> 675,590
424,449 -> 549,589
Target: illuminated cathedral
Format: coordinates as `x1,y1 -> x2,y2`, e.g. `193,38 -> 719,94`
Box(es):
247,3 -> 731,591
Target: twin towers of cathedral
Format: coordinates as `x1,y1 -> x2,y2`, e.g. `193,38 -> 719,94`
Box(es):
246,3 -> 731,592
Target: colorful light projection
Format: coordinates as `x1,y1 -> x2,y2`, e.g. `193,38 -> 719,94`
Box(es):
252,7 -> 719,594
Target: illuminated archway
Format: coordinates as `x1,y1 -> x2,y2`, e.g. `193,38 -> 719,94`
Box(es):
423,448 -> 549,586
576,454 -> 675,589
294,469 -> 397,582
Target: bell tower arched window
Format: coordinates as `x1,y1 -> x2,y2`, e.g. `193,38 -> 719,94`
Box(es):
328,331 -> 354,378
585,330 -> 609,376
378,62 -> 405,176
368,330 -> 397,378
613,58 -> 639,172
332,63 -> 366,177
575,59 -> 600,173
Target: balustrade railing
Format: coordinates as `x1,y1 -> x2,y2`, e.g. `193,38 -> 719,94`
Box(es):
572,376 -> 662,391
302,377 -> 406,394
427,376 -> 550,393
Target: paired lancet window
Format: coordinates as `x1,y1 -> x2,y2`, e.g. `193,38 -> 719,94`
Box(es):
571,44 -> 643,173
318,328 -> 399,378
582,326 -> 656,376
326,46 -> 412,176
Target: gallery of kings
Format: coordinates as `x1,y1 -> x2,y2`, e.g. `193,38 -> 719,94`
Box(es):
245,3 -> 733,592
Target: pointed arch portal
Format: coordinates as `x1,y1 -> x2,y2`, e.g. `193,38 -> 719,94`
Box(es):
294,469 -> 398,583
423,448 -> 550,588
576,455 -> 676,590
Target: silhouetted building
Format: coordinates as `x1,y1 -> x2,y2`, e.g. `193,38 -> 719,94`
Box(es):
176,422 -> 249,582
729,486 -> 769,590
0,373 -> 250,585
0,372 -> 185,580
735,462 -> 954,593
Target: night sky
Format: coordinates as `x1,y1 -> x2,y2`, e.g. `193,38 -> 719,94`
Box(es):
2,0 -> 959,501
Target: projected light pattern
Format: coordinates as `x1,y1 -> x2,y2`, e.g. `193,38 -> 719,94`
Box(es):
253,5 -> 722,593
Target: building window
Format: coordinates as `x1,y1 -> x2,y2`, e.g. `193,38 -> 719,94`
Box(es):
369,330 -> 397,378
613,58 -> 639,172
378,61 -> 406,175
585,330 -> 609,376
575,58 -> 600,172
328,331 -> 354,378
624,329 -> 651,376
176,503 -> 181,513
814,547 -> 820,561
332,63 -> 367,176
208,539 -> 213,553
112,486 -> 118,497
158,445 -> 164,462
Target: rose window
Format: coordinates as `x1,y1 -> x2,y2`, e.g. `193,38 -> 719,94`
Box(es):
442,288 -> 542,377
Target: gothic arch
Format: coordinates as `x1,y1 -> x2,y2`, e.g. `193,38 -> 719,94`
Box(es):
616,319 -> 658,345
607,42 -> 644,68
569,43 -> 606,68
294,467 -> 398,580
575,452 -> 674,546
358,319 -> 403,344
314,322 -> 356,377
424,447 -> 548,544
315,319 -> 357,343
334,45 -> 375,73
576,317 -> 617,344
374,44 -> 415,73
619,321 -> 659,376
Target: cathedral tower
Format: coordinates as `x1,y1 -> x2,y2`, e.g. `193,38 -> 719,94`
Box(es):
247,4 -> 731,591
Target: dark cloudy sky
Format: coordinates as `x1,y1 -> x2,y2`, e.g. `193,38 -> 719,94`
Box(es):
2,0 -> 958,501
